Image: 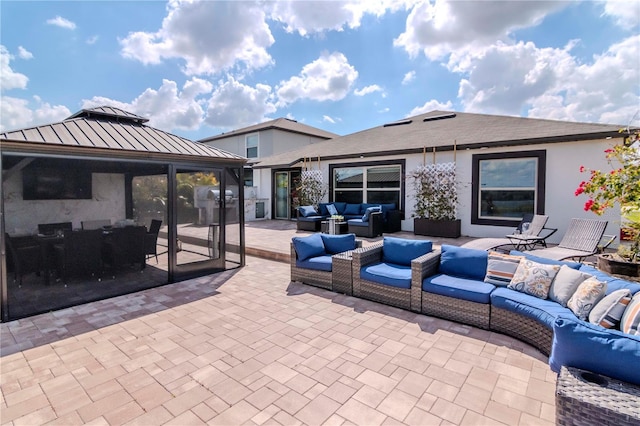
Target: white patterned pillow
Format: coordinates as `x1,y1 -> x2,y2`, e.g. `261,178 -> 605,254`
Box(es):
620,292 -> 640,335
484,252 -> 523,286
548,265 -> 592,307
588,289 -> 632,329
508,259 -> 560,299
567,277 -> 607,321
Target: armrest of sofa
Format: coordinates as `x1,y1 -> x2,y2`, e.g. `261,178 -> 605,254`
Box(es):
549,315 -> 640,386
410,249 -> 441,312
352,241 -> 383,271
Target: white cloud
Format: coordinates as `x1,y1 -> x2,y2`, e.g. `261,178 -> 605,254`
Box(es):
354,84 -> 383,96
378,107 -> 390,113
267,0 -> 413,36
86,35 -> 99,45
0,96 -> 70,132
449,33 -> 639,126
17,46 -> 33,60
407,99 -> 453,117
323,115 -> 342,124
204,77 -> 277,130
0,46 -> 28,91
120,0 -> 274,76
276,52 -> 358,106
46,16 -> 76,30
601,0 -> 640,28
82,78 -> 213,131
394,0 -> 566,60
402,70 -> 415,85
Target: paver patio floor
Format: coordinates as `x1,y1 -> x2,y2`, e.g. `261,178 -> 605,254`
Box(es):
1,255 -> 556,425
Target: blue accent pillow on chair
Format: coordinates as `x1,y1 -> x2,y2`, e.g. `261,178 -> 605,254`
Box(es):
321,234 -> 356,254
362,206 -> 381,222
292,234 -> 326,261
326,204 -> 339,216
299,205 -> 318,217
382,236 -> 433,266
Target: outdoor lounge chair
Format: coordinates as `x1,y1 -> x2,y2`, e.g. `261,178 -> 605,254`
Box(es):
462,214 -> 557,252
523,218 -> 610,262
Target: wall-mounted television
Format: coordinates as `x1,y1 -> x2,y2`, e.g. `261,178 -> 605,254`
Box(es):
23,167 -> 92,200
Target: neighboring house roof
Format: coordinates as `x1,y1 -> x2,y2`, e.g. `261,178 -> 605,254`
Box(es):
198,117 -> 339,143
0,106 -> 245,164
254,110 -> 625,169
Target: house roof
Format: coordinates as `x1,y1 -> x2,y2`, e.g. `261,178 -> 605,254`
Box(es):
198,117 -> 339,143
254,110 -> 625,169
0,106 -> 245,164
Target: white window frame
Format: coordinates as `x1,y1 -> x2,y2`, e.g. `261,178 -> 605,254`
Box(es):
245,133 -> 259,159
333,164 -> 402,204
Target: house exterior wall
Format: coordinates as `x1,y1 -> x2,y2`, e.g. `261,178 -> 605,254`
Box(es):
260,137 -> 621,244
4,172 -> 126,235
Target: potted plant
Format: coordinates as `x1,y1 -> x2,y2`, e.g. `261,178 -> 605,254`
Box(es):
410,162 -> 461,238
294,170 -> 327,212
575,128 -> 640,276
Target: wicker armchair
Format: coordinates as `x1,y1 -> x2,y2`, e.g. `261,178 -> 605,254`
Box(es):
290,239 -> 362,291
351,239 -> 435,312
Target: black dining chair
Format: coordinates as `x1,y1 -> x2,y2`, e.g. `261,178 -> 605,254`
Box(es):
103,226 -> 147,275
145,219 -> 162,262
5,233 -> 41,286
38,222 -> 72,236
53,229 -> 103,284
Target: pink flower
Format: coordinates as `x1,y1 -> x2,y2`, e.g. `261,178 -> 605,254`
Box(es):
575,187 -> 584,196
583,199 -> 594,211
579,166 -> 585,173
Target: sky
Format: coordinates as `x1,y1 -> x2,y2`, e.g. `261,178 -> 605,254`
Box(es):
1,0 -> 639,142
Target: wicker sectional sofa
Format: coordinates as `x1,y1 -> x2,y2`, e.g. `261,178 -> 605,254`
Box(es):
296,202 -> 402,234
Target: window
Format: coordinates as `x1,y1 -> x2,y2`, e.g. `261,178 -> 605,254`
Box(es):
472,150 -> 546,226
243,168 -> 253,187
332,162 -> 403,207
246,134 -> 258,158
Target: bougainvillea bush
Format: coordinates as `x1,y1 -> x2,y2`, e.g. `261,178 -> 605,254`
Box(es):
575,129 -> 640,262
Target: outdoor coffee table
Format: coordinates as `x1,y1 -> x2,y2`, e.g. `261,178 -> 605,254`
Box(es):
556,366 -> 640,426
321,220 -> 348,234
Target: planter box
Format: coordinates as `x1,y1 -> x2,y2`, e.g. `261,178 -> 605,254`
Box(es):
414,218 -> 461,238
596,254 -> 640,278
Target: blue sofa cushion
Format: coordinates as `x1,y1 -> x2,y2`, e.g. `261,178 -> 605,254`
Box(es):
317,203 -> 330,216
361,262 -> 412,289
362,206 -> 381,222
549,315 -> 640,386
326,204 -> 339,216
380,203 -> 397,220
440,245 -> 488,281
297,255 -> 333,272
382,237 -> 433,266
344,204 -> 361,215
321,233 -> 356,254
292,234 -> 326,261
333,202 -> 347,215
510,250 -> 581,270
579,265 -> 640,295
347,219 -> 368,227
491,287 -> 574,328
299,205 -> 318,217
423,274 -> 495,304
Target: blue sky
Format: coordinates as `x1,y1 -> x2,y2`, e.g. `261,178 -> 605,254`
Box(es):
1,0 -> 639,141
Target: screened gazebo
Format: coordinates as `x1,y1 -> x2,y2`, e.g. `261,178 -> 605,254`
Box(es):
0,106 -> 246,322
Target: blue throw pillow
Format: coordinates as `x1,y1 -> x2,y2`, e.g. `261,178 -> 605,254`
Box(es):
299,205 -> 318,218
344,204 -> 361,215
362,206 -> 381,222
326,204 -> 338,216
382,236 -> 433,266
440,245 -> 488,281
321,233 -> 356,254
510,250 -> 581,270
292,234 -> 326,261
332,202 -> 347,214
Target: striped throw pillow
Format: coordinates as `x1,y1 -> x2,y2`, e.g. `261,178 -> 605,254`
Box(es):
621,292 -> 640,335
588,289 -> 632,329
484,252 -> 523,286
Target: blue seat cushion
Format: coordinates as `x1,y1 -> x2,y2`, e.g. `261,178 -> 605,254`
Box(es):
347,219 -> 368,227
423,274 -> 494,304
297,215 -> 323,222
299,205 -> 318,217
292,234 -> 326,261
510,250 -> 581,270
550,315 -> 640,386
439,245 -> 488,281
491,287 -> 574,328
297,255 -> 333,272
382,236 -> 433,266
344,204 -> 362,215
321,233 -> 356,254
361,262 -> 412,289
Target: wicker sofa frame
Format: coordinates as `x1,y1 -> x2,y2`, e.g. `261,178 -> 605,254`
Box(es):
490,306 -> 553,355
290,240 -> 362,291
351,243 -> 436,312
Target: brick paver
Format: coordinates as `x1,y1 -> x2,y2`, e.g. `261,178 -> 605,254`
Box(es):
1,256 -> 556,425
